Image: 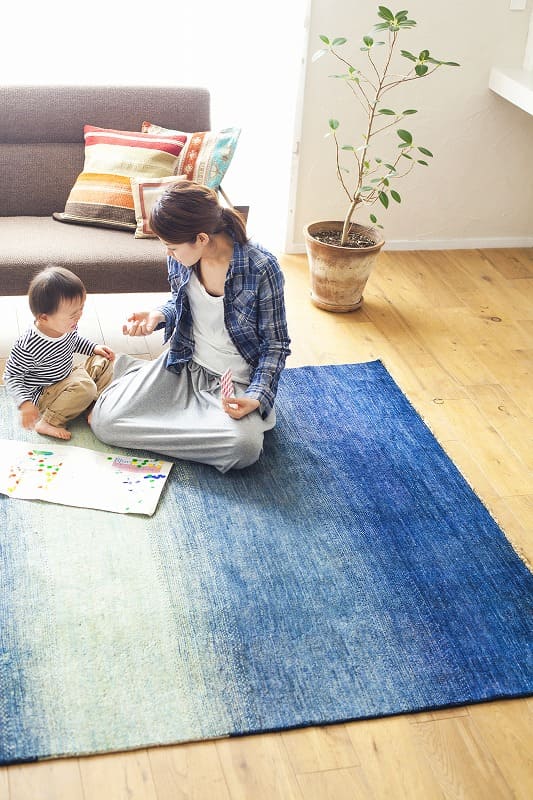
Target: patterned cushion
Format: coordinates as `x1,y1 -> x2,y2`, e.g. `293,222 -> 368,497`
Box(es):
141,122 -> 240,189
53,125 -> 187,231
130,175 -> 187,239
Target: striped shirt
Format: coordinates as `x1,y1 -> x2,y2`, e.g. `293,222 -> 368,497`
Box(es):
3,325 -> 96,407
157,240 -> 291,418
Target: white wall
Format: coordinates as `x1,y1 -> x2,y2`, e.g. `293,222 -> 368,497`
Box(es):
289,0 -> 533,250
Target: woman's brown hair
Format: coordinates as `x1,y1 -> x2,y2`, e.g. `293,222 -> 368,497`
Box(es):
150,181 -> 248,245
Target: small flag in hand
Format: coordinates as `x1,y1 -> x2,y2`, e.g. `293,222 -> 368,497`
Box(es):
220,367 -> 234,399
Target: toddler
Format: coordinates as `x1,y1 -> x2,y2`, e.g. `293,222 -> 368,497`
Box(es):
4,266 -> 115,440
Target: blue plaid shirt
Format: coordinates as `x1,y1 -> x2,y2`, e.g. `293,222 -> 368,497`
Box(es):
157,240 -> 291,418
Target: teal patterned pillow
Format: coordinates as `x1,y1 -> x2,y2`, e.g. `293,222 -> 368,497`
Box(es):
141,122 -> 240,189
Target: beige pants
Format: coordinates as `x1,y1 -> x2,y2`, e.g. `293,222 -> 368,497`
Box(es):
37,355 -> 113,427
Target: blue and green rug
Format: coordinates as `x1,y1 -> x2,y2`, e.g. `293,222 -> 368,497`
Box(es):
1,361 -> 531,764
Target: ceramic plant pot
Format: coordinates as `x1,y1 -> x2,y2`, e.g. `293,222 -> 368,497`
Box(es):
303,220 -> 385,312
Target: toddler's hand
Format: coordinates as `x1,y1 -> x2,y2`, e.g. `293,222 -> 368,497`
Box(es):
94,345 -> 115,362
19,401 -> 40,429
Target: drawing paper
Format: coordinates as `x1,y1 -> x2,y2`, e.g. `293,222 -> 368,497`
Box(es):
0,439 -> 173,515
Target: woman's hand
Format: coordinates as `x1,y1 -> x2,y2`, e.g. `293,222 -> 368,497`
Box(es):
123,310 -> 165,337
222,395 -> 260,419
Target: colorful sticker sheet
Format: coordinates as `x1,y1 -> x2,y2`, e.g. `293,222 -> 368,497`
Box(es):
0,439 -> 173,516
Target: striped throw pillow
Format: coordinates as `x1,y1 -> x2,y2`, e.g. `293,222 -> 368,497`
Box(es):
53,125 -> 187,231
141,122 -> 240,190
130,175 -> 187,239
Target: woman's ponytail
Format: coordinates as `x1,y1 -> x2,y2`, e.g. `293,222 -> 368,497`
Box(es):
219,206 -> 248,245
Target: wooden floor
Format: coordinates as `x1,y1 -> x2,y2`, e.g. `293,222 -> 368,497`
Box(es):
0,248 -> 531,799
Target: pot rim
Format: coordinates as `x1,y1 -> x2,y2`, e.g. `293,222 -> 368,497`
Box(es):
303,220 -> 385,253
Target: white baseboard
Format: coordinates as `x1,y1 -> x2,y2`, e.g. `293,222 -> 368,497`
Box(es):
286,236 -> 533,254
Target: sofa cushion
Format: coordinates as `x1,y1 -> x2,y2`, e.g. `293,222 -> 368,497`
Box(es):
130,174 -> 187,239
142,122 -> 240,189
0,217 -> 170,295
54,125 -> 187,231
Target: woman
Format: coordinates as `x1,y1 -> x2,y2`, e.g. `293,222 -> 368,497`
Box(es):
90,181 -> 291,473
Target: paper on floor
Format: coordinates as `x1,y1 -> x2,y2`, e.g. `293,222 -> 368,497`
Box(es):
0,439 -> 173,515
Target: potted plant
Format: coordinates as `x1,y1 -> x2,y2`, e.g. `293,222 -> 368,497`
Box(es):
304,5 -> 459,311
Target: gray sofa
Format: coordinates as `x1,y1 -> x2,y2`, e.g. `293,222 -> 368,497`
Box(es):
0,85 -> 211,295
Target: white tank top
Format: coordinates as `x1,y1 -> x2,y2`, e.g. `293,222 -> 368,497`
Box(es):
186,270 -> 251,384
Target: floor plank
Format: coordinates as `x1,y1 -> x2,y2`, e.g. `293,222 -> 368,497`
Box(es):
216,733 -> 303,800
78,750 -> 158,800
410,715 -> 515,799
148,741 -> 231,800
346,715 -> 445,799
6,760 -> 84,800
281,724 -> 360,773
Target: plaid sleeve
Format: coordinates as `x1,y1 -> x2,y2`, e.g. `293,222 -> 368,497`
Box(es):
245,258 -> 291,418
156,298 -> 178,343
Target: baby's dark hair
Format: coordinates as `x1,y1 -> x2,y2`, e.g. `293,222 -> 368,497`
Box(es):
28,266 -> 86,317
150,181 -> 248,245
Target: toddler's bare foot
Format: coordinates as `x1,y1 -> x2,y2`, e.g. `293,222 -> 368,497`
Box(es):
34,419 -> 71,440
87,411 -> 93,426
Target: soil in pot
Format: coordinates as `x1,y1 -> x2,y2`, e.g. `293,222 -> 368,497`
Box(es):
311,229 -> 377,248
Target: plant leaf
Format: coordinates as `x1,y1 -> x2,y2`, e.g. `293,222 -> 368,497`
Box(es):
379,191 -> 389,208
417,160 -> 429,166
391,190 -> 401,203
332,37 -> 347,46
415,64 -> 429,76
363,35 -> 374,47
400,50 -> 417,61
418,146 -> 433,157
370,214 -> 378,223
312,49 -> 327,62
397,129 -> 413,144
402,109 -> 417,115
319,35 -> 330,45
377,6 -> 394,21
378,108 -> 396,115
329,119 -> 340,130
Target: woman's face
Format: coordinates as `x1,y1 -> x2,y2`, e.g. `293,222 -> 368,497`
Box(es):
162,235 -> 206,268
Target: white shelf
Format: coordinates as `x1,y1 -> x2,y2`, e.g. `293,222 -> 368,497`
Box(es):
489,66 -> 533,115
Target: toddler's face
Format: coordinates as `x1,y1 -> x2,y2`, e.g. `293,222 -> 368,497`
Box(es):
37,296 -> 85,337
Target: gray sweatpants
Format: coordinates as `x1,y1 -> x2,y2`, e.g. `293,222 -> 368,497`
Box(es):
89,353 -> 275,473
